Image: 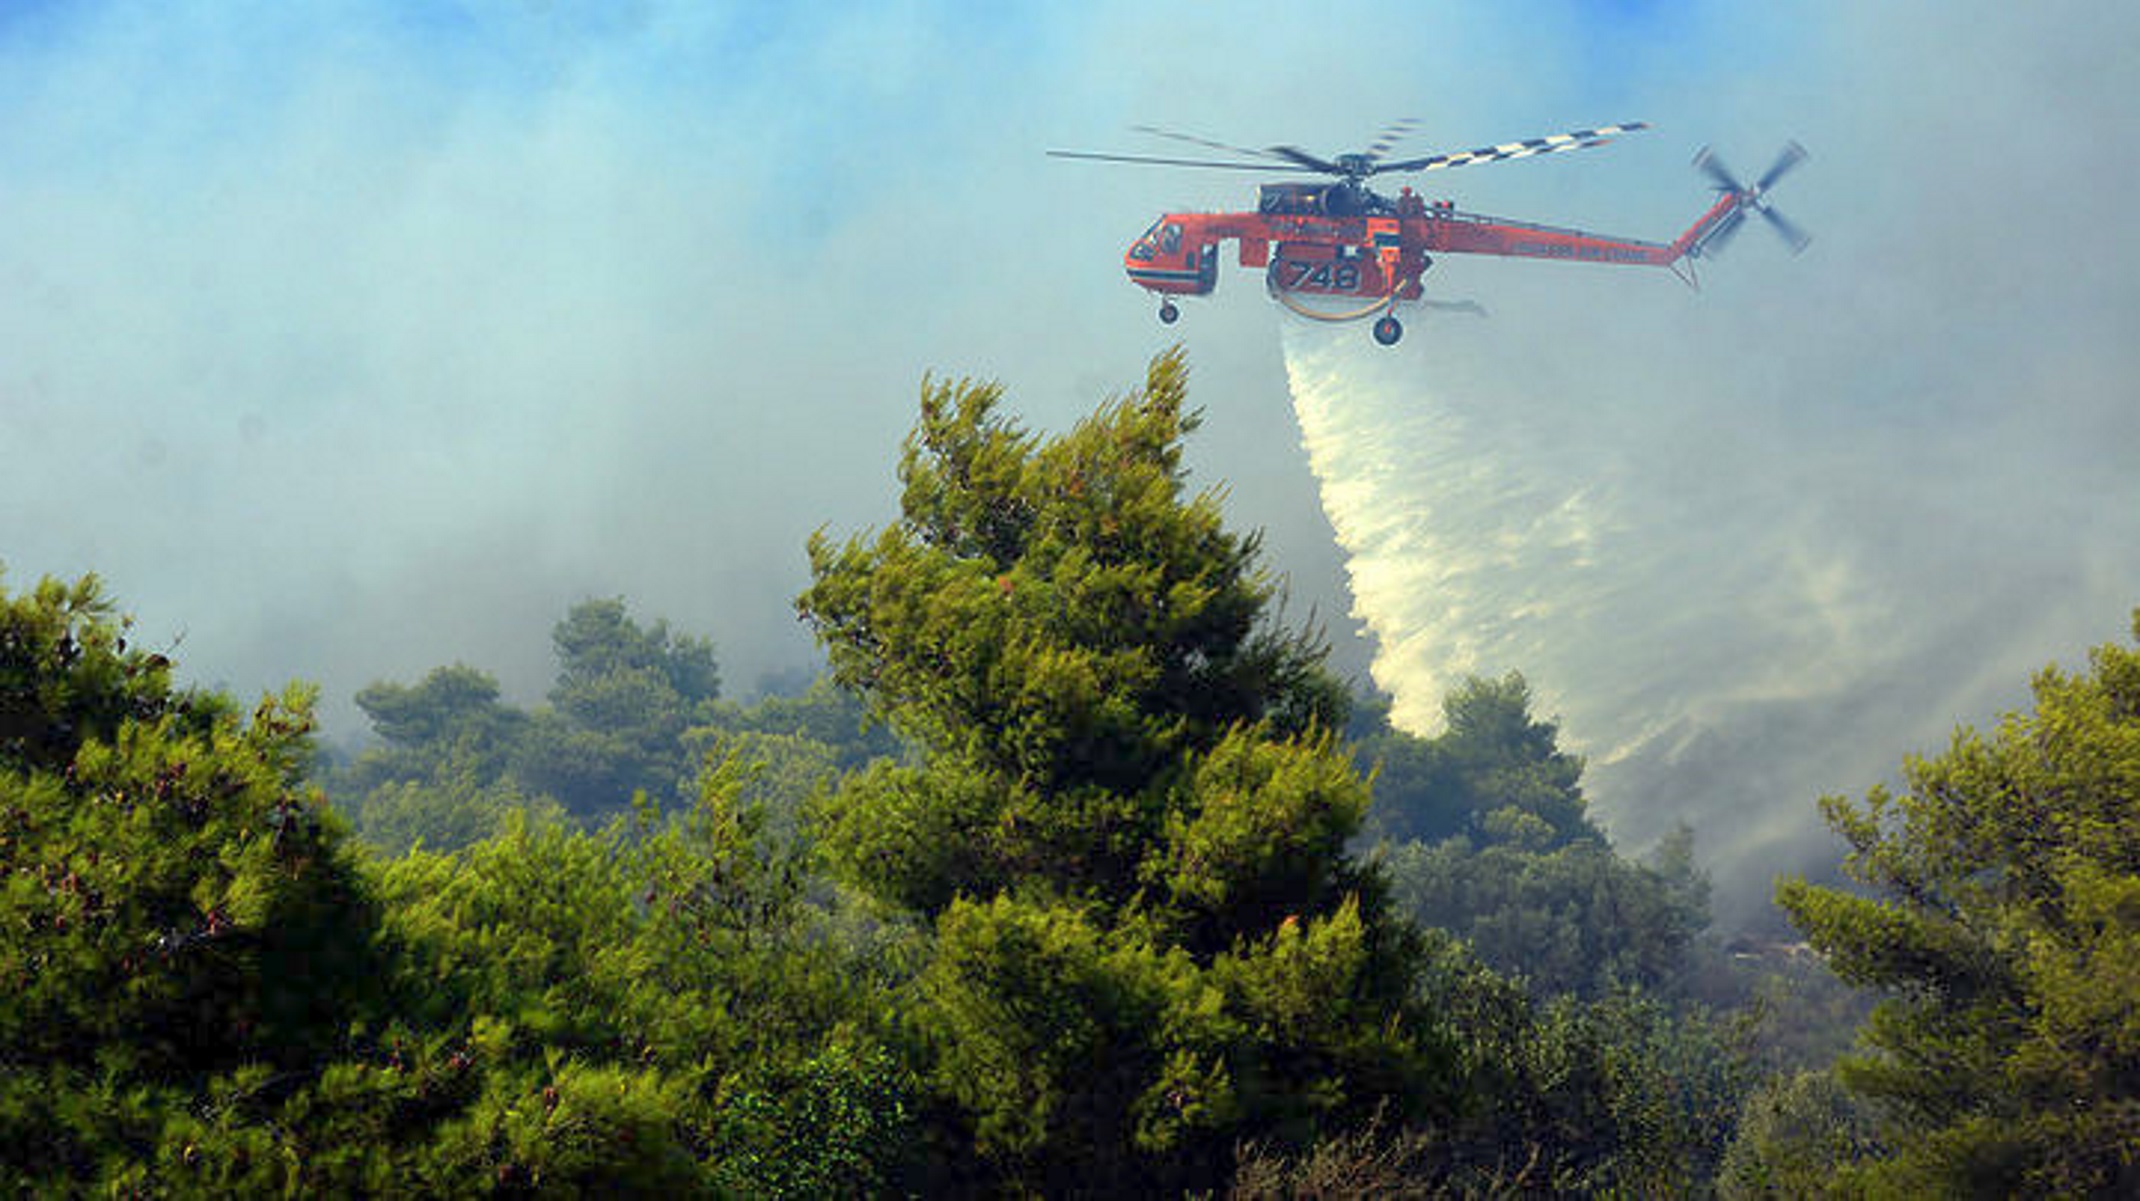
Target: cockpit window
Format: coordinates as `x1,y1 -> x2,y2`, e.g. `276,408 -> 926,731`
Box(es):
1129,219 -> 1162,261
1130,220 -> 1185,262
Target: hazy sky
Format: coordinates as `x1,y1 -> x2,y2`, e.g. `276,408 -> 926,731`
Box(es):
5,3 -> 2138,919
1262,2 -> 2140,923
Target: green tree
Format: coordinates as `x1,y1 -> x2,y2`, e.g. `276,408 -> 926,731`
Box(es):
349,748 -> 563,856
677,727 -> 841,846
694,673 -> 901,772
1,570 -> 921,1194
0,572 -> 384,1190
551,596 -> 720,709
1381,831 -> 1709,1000
798,352 -> 1449,1194
802,352 -> 1348,911
335,664 -> 545,852
515,598 -> 721,815
709,1034 -> 921,1198
1437,982 -> 1754,1195
1357,672 -> 1595,849
332,599 -> 733,831
1716,1069 -> 1884,1199
1776,610 -> 2140,1196
1355,673 -> 1753,1187
353,662 -> 525,767
1365,676 -> 1706,1000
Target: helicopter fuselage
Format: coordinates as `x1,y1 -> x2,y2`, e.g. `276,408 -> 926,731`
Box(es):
1123,186 -> 1732,311
1058,121 -> 1804,345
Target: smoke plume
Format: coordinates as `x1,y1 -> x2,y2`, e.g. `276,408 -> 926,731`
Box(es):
1281,299 -> 2139,929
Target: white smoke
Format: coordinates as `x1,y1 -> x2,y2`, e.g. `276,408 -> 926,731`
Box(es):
1279,312 -> 2138,929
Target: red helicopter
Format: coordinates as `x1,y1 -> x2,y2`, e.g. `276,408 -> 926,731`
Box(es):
1050,121 -> 1808,345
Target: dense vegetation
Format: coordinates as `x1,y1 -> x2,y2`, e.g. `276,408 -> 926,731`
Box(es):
5,351 -> 2135,1195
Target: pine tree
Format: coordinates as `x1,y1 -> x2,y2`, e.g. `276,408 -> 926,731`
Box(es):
799,352 -> 1444,1193
1777,610 -> 2140,1195
0,571 -> 381,1189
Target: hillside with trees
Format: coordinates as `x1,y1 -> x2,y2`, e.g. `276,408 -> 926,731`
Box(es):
5,351 -> 2136,1195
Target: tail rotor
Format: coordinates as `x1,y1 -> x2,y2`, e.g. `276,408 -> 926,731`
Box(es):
1691,141 -> 1810,257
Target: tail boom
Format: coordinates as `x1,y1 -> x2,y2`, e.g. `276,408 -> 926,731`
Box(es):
1667,191 -> 1753,262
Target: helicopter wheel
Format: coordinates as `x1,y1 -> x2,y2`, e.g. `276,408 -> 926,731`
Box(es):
1158,299 -> 1180,325
1372,315 -> 1403,346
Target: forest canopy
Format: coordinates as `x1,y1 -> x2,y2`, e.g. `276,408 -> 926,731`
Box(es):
4,354 -> 2135,1196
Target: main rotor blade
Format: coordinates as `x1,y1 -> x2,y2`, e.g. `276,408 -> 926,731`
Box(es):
1375,122 -> 1648,174
1045,149 -> 1311,172
1693,146 -> 1744,193
1365,117 -> 1421,162
1129,124 -> 1290,163
1267,145 -> 1347,175
1755,141 -> 1809,193
1759,205 -> 1812,254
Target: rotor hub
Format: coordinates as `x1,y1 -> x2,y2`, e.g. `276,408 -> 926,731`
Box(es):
1334,153 -> 1376,183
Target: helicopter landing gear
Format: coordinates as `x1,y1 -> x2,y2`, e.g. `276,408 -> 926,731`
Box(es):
1158,299 -> 1180,325
1372,314 -> 1403,346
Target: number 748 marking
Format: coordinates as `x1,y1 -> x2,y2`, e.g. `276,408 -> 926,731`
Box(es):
1283,260 -> 1362,292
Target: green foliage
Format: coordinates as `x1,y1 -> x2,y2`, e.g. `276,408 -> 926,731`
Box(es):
0,590 -> 377,1084
355,662 -> 525,764
1225,1104 -> 1447,1200
0,572 -> 385,1191
1510,994 -> 1754,1195
697,673 -> 901,768
1365,675 -> 1708,1001
810,753 -> 1008,915
429,1060 -> 706,1195
374,757 -> 844,1067
910,890 -> 1437,1194
917,894 -> 1207,1178
329,593 -> 899,853
1716,1069 -> 1884,1199
335,598 -> 730,830
118,1042 -> 489,1196
802,352 -> 1349,908
1777,609 -> 2140,1195
798,353 -> 1458,1194
339,662 -> 555,853
553,595 -> 721,708
1382,831 -> 1709,1000
1733,951 -> 1878,1074
802,351 -> 1344,802
1357,672 -> 1595,849
1353,669 -> 1753,1189
515,597 -> 720,816
0,571 -> 196,772
1218,934 -> 1757,1197
373,814 -> 651,1047
1151,727 -> 1371,952
678,727 -> 842,846
352,748 -> 563,856
358,756 -> 906,1195
21,332 -> 2006,1193
1205,895 -> 1444,1140
1430,960 -> 1754,1194
0,573 -> 906,1195
710,1034 -> 920,1199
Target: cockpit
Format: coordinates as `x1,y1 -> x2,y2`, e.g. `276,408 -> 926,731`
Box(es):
1128,219 -> 1184,262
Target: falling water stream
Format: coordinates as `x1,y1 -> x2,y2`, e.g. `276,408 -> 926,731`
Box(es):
1274,316 -> 2110,926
